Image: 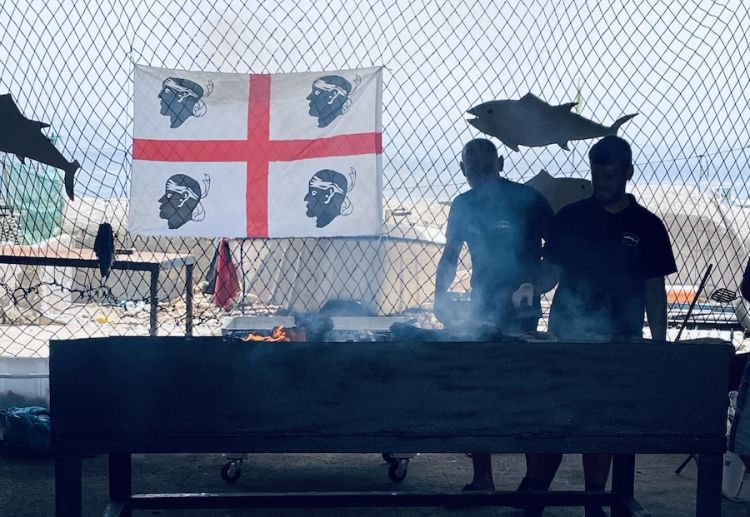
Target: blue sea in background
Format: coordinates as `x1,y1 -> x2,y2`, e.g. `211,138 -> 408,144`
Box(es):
70,147 -> 750,208
18,134 -> 749,207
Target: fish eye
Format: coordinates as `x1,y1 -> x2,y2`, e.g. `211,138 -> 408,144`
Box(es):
487,109 -> 493,114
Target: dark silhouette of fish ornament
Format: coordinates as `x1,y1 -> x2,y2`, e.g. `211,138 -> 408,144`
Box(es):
467,93 -> 637,152
93,222 -> 115,278
524,169 -> 592,214
0,94 -> 80,200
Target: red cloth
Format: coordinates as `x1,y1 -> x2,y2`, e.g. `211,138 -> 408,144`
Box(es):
214,238 -> 239,309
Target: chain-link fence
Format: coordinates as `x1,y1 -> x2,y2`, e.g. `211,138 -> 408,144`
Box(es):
1,0 -> 749,357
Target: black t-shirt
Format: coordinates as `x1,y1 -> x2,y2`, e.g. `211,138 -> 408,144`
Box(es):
446,178 -> 553,324
545,195 -> 677,339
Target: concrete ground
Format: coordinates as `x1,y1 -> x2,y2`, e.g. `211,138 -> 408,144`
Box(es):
1,452 -> 749,516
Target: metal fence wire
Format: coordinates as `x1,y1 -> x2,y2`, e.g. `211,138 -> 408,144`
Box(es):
1,0 -> 749,357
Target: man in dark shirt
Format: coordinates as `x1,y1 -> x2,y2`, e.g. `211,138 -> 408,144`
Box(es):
434,137 -> 554,491
742,258 -> 750,302
523,135 -> 677,517
545,138 -> 677,341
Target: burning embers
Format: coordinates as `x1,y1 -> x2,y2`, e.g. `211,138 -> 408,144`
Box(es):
241,326 -> 305,342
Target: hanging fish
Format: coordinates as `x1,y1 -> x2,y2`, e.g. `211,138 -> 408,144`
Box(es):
93,222 -> 115,278
467,93 -> 637,152
524,169 -> 592,214
0,94 -> 80,200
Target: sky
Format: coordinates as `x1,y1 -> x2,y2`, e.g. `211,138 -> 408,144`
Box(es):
1,0 -> 749,204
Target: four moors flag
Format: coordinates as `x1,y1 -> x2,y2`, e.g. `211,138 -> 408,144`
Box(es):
129,65 -> 383,237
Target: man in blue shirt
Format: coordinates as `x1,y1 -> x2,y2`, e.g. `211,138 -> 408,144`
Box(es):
434,137 -> 555,491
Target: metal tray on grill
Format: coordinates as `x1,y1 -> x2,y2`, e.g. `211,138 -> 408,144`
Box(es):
220,315 -> 416,341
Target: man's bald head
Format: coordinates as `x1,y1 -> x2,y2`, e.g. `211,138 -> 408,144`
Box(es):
461,138 -> 503,187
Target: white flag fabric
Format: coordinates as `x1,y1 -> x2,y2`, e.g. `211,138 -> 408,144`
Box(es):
129,65 -> 383,238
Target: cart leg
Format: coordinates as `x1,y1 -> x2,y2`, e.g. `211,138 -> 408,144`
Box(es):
611,454 -> 635,517
109,454 -> 132,516
675,454 -> 696,475
55,454 -> 82,517
696,454 -> 722,517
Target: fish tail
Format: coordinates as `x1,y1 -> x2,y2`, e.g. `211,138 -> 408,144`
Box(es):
64,160 -> 80,201
610,113 -> 638,133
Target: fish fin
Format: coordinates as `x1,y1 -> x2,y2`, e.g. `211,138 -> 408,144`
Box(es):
558,142 -> 570,151
519,93 -> 547,106
557,102 -> 578,112
38,122 -> 51,129
1,95 -> 25,118
64,160 -> 80,201
15,154 -> 25,164
610,113 -> 638,133
505,142 -> 520,152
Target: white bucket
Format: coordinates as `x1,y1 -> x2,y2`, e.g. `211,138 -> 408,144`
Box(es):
722,451 -> 750,502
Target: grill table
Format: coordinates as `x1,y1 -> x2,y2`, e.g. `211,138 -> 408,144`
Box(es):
50,336 -> 732,516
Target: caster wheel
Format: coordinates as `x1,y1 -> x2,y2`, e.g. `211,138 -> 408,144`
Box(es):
382,453 -> 396,463
221,461 -> 242,484
387,459 -> 409,482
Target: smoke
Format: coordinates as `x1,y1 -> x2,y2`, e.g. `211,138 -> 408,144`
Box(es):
549,285 -> 646,341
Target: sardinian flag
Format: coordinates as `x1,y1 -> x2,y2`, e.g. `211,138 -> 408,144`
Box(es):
129,64 -> 383,237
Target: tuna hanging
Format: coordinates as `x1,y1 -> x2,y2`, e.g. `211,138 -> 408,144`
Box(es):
467,93 -> 637,152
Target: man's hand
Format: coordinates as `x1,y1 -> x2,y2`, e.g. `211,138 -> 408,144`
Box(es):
511,283 -> 535,308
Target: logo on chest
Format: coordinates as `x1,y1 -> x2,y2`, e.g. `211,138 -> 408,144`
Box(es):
621,232 -> 640,247
491,220 -> 513,232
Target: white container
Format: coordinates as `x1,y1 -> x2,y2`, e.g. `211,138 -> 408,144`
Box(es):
722,451 -> 750,502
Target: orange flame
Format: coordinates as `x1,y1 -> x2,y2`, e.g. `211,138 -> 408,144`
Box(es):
241,326 -> 305,342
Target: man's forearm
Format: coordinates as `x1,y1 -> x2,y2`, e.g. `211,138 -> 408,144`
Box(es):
534,260 -> 560,294
646,301 -> 667,340
645,277 -> 668,340
435,256 -> 458,297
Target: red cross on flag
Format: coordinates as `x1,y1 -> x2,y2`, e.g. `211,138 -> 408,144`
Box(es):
129,65 -> 383,238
